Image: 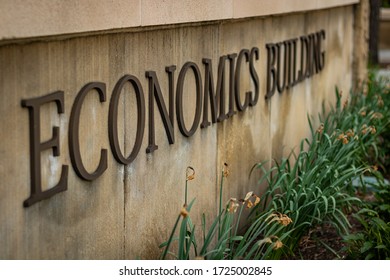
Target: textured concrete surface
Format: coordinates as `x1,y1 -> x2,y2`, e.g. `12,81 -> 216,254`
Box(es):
0,0 -> 359,41
0,5 -> 357,259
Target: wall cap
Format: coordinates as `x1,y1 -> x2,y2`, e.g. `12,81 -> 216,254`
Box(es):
0,0 -> 359,43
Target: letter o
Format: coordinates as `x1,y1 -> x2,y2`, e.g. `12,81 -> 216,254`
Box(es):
176,62 -> 203,137
109,75 -> 145,165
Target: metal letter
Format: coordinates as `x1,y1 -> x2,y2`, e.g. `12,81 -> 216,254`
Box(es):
109,75 -> 145,165
249,47 -> 260,106
145,69 -> 175,153
265,44 -> 277,99
201,56 -> 229,128
69,82 -> 108,181
235,49 -> 251,111
291,38 -> 299,86
21,91 -> 68,207
276,42 -> 287,93
318,30 -> 326,71
227,53 -> 237,117
176,62 -> 202,137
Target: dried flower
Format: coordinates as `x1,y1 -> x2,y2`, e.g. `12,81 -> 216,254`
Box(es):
360,111 -> 367,117
337,133 -> 349,144
254,195 -> 261,206
371,126 -> 376,134
242,192 -> 260,209
186,166 -> 195,181
227,198 -> 239,213
273,240 -> 283,250
180,207 -> 189,218
361,124 -> 368,135
377,95 -> 384,107
316,123 -> 324,134
372,165 -> 378,172
244,191 -> 253,202
223,163 -> 229,177
372,112 -> 383,119
256,237 -> 272,247
346,129 -> 355,138
343,98 -> 349,109
267,213 -> 293,226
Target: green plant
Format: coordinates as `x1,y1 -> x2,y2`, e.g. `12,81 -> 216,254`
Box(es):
159,71 -> 389,260
249,125 -> 363,259
339,72 -> 390,259
343,207 -> 390,260
248,74 -> 390,259
159,165 -> 287,260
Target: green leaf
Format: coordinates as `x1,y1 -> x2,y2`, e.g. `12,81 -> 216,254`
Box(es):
360,241 -> 373,253
230,236 -> 244,241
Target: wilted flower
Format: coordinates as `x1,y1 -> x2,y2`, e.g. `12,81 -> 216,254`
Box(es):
337,133 -> 349,144
316,123 -> 324,134
361,124 -> 368,135
242,192 -> 260,209
372,112 -> 383,119
223,163 -> 229,177
267,213 -> 293,226
346,129 -> 355,138
372,165 -> 378,172
377,95 -> 384,107
186,166 -> 195,181
256,237 -> 272,247
180,207 -> 189,218
257,236 -> 283,250
343,98 -> 349,108
360,111 -> 367,117
254,196 -> 260,206
227,198 -> 239,213
371,126 -> 377,134
273,240 -> 283,250
246,200 -> 254,209
244,191 -> 253,201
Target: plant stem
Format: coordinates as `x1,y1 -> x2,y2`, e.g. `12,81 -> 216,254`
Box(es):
161,214 -> 181,260
185,180 -> 188,206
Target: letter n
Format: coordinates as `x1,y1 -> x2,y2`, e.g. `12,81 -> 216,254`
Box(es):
145,69 -> 175,153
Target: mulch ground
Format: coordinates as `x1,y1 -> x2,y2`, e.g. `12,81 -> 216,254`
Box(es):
289,192 -> 376,259
289,214 -> 363,260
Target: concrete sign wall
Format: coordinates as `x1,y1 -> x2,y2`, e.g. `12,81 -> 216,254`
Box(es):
0,3 -> 358,259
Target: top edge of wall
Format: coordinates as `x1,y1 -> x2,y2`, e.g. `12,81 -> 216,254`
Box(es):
0,0 -> 360,44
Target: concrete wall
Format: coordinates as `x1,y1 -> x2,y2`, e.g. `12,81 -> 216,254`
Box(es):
0,0 -> 358,41
379,8 -> 390,65
0,4 -> 357,259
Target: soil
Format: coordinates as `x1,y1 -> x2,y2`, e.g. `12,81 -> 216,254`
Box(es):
290,192 -> 376,260
289,214 -> 363,260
